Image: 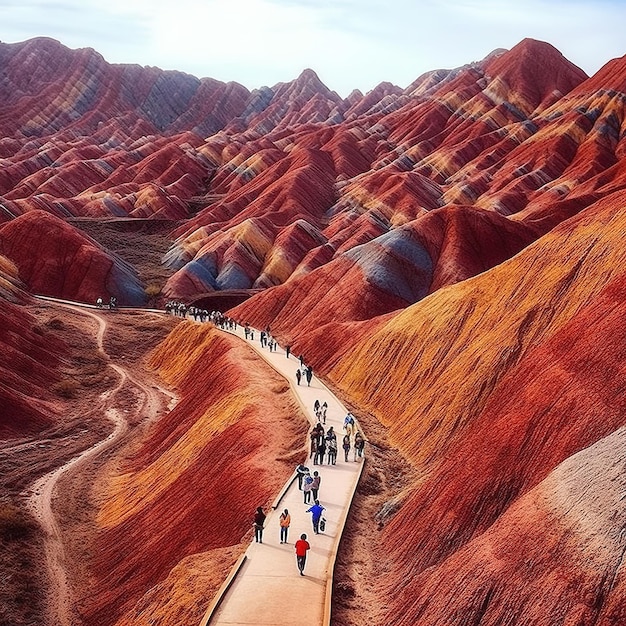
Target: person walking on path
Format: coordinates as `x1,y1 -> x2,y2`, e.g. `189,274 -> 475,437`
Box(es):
342,433 -> 351,462
279,509 -> 291,544
344,412 -> 356,437
296,369 -> 301,385
306,500 -> 326,535
314,438 -> 326,465
354,431 -> 365,461
295,534 -> 311,575
296,464 -> 309,490
305,366 -> 313,386
285,344 -> 291,359
327,436 -> 337,465
303,471 -> 314,504
310,470 -> 321,501
311,423 -> 324,464
253,506 -> 266,543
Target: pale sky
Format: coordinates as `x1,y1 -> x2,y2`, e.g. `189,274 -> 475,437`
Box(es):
1,0 -> 625,97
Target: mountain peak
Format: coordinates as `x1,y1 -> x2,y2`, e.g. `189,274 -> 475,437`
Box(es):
483,37 -> 588,111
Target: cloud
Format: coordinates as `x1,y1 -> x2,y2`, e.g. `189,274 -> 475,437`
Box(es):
0,0 -> 151,56
0,0 -> 624,96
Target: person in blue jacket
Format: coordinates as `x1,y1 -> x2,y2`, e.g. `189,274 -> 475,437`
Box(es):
306,500 -> 325,534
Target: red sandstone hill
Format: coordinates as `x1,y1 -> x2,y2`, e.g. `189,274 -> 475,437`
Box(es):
161,40 -> 597,304
317,187 -> 626,624
0,210 -> 146,305
228,203 -> 539,344
74,325 -> 308,625
0,257 -> 63,437
0,35 -> 606,311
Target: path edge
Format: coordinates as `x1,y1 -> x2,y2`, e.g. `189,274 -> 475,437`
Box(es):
323,455 -> 365,625
199,554 -> 248,626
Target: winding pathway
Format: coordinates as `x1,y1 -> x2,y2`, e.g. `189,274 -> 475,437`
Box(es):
201,325 -> 366,626
11,298 -> 363,626
23,300 -> 176,626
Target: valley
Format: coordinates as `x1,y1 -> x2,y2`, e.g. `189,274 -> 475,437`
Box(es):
2,34 -> 626,625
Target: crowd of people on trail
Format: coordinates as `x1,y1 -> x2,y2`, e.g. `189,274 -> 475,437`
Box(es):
165,300 -> 189,317
296,364 -> 313,386
308,422 -> 339,466
253,392 -> 365,576
237,321 -> 366,577
251,325 -> 280,352
164,300 -> 238,329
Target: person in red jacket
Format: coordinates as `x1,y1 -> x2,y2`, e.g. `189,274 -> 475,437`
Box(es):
295,533 -> 311,576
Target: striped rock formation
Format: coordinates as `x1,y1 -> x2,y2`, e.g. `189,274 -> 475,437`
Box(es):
0,256 -> 63,437
2,36 -> 619,314
167,40 -> 596,304
75,325 -> 308,625
3,31 -> 626,626
323,188 -> 626,625
0,210 -> 146,305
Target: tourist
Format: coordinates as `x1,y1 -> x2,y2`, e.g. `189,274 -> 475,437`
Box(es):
303,471 -> 314,504
279,508 -> 291,544
253,506 -> 266,543
343,412 -> 356,437
296,464 -> 309,490
314,438 -> 326,465
295,533 -> 310,576
310,470 -> 321,501
327,436 -> 337,465
342,433 -> 351,462
354,431 -> 365,460
306,500 -> 326,534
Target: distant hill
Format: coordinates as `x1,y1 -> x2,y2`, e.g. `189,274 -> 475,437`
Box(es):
0,35 -> 604,313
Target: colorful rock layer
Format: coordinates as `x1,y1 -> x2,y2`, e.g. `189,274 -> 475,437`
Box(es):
3,32 -> 626,625
0,210 -> 146,305
76,324 -> 308,625
324,188 -> 626,624
0,257 -> 63,437
0,36 -> 613,312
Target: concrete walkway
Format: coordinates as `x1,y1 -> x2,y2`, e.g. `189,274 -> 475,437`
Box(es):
201,326 -> 364,626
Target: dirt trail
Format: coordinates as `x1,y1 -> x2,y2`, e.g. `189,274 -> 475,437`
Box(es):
22,302 -> 175,626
